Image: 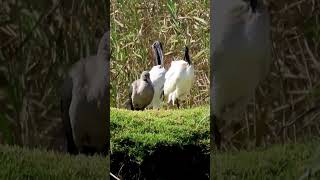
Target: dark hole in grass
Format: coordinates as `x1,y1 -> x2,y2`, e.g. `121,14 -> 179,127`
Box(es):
111,144 -> 209,180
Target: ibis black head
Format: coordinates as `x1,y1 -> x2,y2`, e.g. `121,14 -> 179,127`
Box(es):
152,41 -> 164,66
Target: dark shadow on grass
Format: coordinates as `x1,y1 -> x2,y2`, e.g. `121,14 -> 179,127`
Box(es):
110,152 -> 141,179
111,144 -> 209,180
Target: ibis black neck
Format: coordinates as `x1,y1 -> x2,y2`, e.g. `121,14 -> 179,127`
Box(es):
152,41 -> 163,66
184,46 -> 191,65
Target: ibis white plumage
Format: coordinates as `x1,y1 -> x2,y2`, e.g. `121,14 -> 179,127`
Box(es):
164,46 -> 194,108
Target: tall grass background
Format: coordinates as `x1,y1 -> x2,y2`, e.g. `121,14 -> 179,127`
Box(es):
241,0 -> 320,146
0,0 -> 108,150
110,0 -> 210,108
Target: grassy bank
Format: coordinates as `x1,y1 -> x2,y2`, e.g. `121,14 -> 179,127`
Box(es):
212,139 -> 320,180
0,145 -> 109,180
111,106 -> 210,161
110,106 -> 210,179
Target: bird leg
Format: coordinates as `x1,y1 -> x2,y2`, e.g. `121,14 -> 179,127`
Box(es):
161,91 -> 165,101
176,99 -> 180,109
125,96 -> 134,110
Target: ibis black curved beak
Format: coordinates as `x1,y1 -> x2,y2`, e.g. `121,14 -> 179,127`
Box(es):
152,41 -> 164,66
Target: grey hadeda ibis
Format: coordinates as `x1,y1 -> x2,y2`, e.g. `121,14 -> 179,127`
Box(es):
128,71 -> 154,111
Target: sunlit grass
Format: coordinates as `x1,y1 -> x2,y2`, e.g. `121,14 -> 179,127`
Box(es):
0,145 -> 109,180
211,139 -> 320,180
111,106 -> 210,162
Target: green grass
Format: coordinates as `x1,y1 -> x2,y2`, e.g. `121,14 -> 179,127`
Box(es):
0,145 -> 109,180
110,106 -> 210,162
211,140 -> 320,180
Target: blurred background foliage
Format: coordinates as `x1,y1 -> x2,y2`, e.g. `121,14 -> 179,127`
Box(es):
264,1 -> 320,178
242,0 -> 320,146
0,0 -> 108,151
110,0 -> 210,108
